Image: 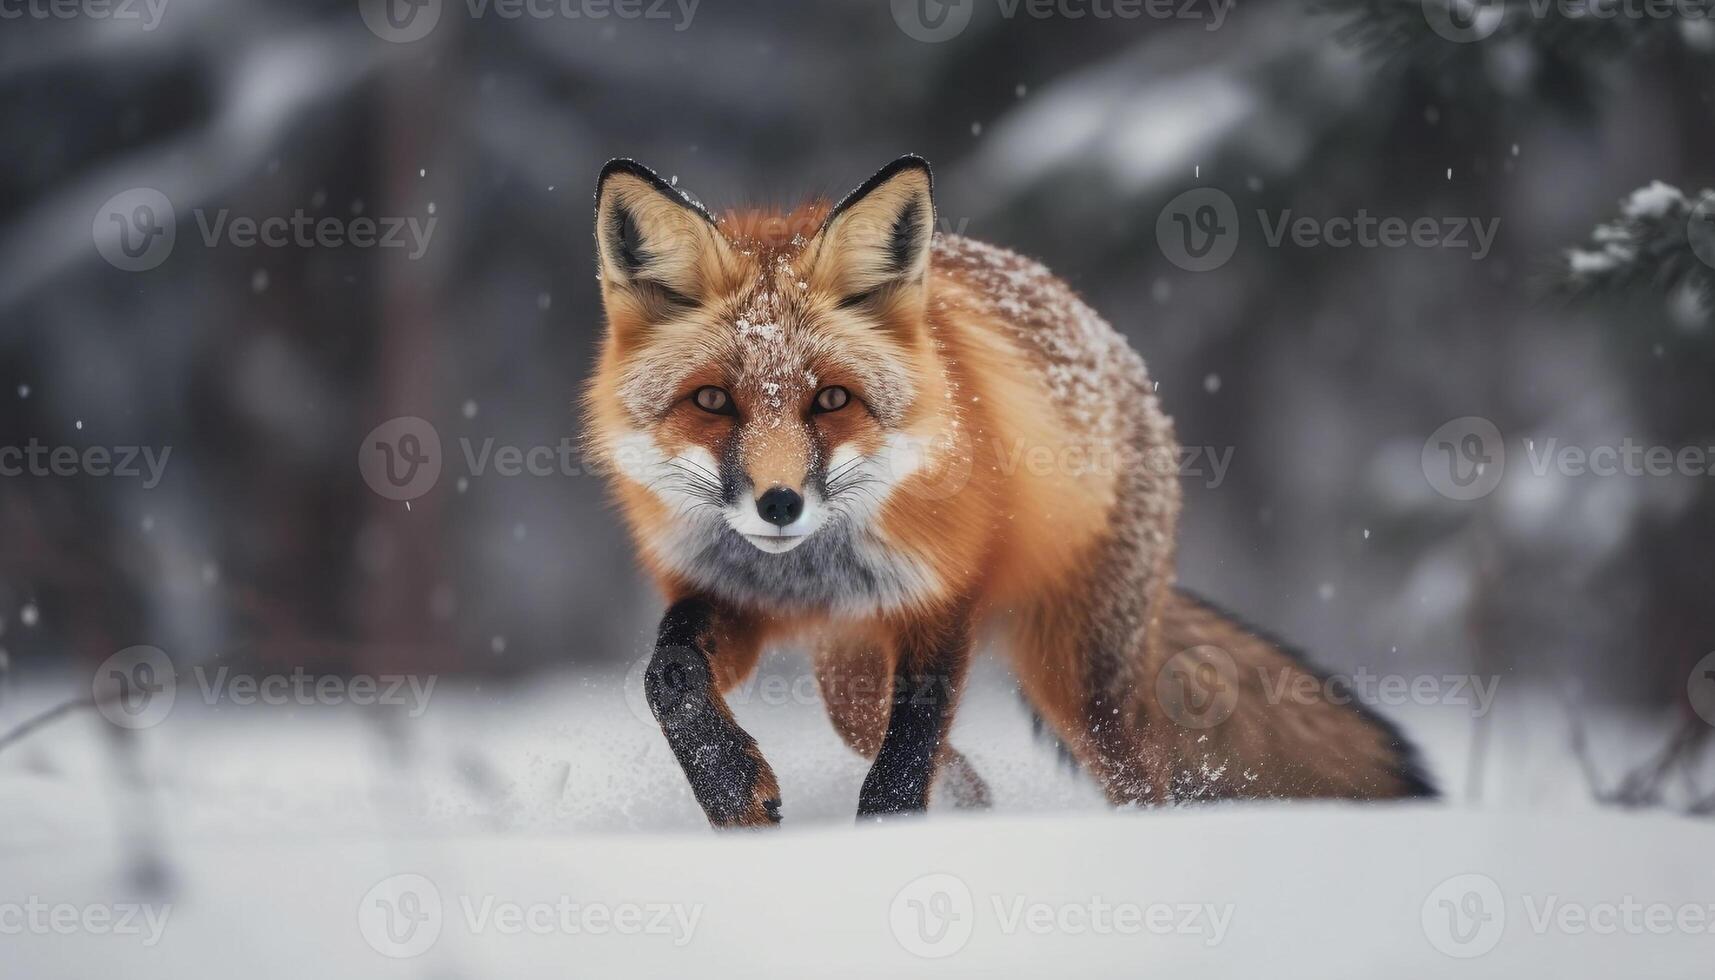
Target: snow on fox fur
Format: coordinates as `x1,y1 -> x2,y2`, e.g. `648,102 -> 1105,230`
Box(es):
583,155 -> 1434,828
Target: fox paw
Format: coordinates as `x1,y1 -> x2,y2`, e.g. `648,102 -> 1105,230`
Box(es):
687,737 -> 782,829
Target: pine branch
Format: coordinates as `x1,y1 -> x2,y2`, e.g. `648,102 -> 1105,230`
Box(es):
1313,0 -> 1691,70
0,695 -> 96,755
1558,181 -> 1715,316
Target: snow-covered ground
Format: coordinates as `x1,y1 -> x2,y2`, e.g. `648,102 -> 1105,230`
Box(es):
1,653 -> 1710,977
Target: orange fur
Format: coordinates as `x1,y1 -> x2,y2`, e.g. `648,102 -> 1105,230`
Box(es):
586,158 -> 1432,823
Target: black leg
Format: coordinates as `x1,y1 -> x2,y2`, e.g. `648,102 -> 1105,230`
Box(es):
857,620 -> 972,819
644,597 -> 781,828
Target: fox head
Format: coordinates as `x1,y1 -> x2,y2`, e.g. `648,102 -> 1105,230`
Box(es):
586,156 -> 959,607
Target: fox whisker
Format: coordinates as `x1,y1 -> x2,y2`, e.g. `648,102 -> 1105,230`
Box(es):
670,456 -> 724,485
825,455 -> 865,485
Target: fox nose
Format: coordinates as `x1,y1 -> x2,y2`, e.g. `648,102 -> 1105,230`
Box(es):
756,486 -> 804,527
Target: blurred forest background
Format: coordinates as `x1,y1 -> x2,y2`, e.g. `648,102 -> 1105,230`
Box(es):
1,0 -> 1712,729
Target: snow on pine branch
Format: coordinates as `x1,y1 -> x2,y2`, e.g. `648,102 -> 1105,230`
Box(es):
1313,0 -> 1699,69
1560,181 -> 1715,315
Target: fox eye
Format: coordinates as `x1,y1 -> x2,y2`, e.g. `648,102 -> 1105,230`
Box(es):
813,386 -> 850,413
692,386 -> 733,415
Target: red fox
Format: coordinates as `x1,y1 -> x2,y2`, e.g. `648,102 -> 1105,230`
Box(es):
585,156 -> 1434,827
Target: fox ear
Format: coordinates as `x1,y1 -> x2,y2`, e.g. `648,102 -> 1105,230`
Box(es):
594,159 -> 732,315
809,155 -> 935,303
